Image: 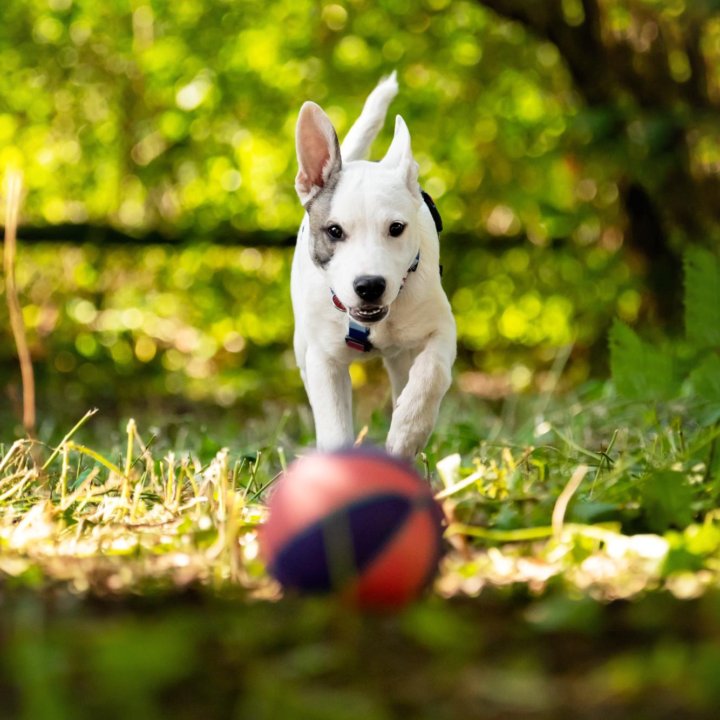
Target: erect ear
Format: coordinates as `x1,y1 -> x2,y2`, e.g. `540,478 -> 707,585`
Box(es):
380,115 -> 420,198
295,102 -> 342,206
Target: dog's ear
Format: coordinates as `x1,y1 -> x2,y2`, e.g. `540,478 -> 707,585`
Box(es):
380,115 -> 420,199
295,102 -> 342,206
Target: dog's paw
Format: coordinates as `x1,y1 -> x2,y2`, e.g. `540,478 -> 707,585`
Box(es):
385,427 -> 425,459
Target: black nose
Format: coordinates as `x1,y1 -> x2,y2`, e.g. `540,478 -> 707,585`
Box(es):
353,275 -> 386,302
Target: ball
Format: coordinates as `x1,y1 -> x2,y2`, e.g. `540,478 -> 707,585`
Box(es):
260,447 -> 445,610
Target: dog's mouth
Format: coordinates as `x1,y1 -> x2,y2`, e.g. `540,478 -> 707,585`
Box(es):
349,305 -> 388,324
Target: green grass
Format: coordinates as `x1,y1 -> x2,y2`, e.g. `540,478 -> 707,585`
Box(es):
2,387 -> 719,600
2,387 -> 720,718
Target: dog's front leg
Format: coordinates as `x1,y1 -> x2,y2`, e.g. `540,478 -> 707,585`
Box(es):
383,349 -> 415,407
385,332 -> 455,458
304,345 -> 354,451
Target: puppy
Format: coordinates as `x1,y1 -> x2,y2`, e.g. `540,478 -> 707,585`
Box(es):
291,72 -> 456,458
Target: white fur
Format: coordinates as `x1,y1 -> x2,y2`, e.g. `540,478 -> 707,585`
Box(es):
340,70 -> 399,162
291,74 -> 456,458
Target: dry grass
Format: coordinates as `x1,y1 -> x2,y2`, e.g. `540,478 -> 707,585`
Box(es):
0,413 -> 275,599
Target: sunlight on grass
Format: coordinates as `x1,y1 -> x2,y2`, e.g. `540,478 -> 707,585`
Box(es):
2,397 -> 718,605
0,416 -> 275,598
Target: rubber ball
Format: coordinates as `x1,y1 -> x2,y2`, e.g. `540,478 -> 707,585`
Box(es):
260,447 -> 445,610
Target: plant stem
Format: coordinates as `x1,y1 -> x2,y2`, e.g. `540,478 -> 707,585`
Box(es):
3,170 -> 35,436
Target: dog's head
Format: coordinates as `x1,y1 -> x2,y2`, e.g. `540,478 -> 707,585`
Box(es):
295,102 -> 423,324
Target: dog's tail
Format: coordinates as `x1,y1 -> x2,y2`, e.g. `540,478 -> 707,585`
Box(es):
340,71 -> 399,163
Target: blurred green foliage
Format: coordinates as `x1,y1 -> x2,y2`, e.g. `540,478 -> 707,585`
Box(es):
6,590 -> 720,719
0,240 -> 639,419
1,0 -> 585,236
7,244 -> 301,414
611,247 -> 720,425
1,0 -> 718,420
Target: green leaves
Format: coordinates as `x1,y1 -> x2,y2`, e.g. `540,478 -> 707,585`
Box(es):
641,471 -> 694,533
685,248 -> 720,349
611,248 -> 720,408
609,320 -> 678,400
691,354 -> 720,404
605,252 -> 720,528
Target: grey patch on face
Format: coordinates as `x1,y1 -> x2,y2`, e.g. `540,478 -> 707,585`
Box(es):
305,171 -> 341,269
303,133 -> 342,269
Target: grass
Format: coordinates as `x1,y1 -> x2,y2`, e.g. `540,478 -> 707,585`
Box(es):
1,387 -> 719,601
0,409 -> 272,599
2,386 -> 720,718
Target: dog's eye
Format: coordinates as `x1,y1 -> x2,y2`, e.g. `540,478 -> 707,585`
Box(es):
326,224 -> 344,241
389,222 -> 406,237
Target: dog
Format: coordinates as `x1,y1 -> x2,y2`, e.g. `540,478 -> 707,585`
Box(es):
291,72 -> 456,458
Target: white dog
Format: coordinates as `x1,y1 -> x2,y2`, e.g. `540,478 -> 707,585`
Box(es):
291,73 -> 456,458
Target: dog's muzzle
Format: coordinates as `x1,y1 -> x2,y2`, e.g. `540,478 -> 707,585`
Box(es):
330,250 -> 420,334
349,275 -> 388,323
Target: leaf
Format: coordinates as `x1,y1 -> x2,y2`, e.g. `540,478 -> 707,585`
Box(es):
641,471 -> 694,533
684,248 -> 720,349
690,353 -> 720,402
689,354 -> 720,425
609,320 -> 679,400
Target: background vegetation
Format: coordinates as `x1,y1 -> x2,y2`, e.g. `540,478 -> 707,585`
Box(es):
4,0 -> 719,426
